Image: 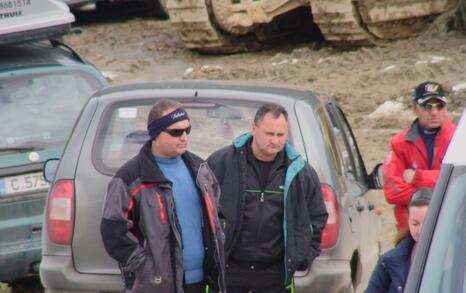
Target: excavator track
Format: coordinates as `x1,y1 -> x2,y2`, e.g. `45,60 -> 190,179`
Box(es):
166,0 -> 260,53
166,0 -> 459,52
357,0 -> 459,40
310,0 -> 458,45
310,0 -> 373,45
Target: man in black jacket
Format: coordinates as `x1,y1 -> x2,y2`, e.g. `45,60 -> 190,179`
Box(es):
101,100 -> 226,293
207,103 -> 328,293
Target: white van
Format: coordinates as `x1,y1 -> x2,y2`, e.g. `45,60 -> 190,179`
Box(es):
0,0 -> 74,45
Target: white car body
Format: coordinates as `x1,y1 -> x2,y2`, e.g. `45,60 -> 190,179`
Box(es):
0,0 -> 74,45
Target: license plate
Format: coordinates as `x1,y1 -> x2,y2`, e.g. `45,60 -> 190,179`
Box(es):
0,172 -> 49,197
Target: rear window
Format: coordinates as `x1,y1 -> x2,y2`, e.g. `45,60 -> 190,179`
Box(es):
419,166 -> 466,292
93,99 -> 270,173
0,69 -> 102,166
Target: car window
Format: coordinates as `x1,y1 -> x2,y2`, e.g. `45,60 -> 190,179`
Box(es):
315,107 -> 342,176
93,99 -> 272,173
418,167 -> 466,293
0,69 -> 101,156
325,103 -> 365,184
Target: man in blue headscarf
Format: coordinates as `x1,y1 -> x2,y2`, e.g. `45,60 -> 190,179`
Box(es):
101,99 -> 226,293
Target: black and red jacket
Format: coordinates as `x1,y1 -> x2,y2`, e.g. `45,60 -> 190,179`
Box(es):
100,140 -> 226,293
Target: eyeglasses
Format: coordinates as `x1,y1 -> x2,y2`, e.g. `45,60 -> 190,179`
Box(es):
163,126 -> 191,137
419,102 -> 446,112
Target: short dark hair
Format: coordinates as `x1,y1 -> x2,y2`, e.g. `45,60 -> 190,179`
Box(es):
409,188 -> 433,208
147,100 -> 182,127
254,103 -> 288,125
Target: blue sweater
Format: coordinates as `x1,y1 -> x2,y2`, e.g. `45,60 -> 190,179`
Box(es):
155,155 -> 205,284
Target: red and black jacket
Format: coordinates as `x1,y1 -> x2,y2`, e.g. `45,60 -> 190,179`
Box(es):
101,140 -> 226,293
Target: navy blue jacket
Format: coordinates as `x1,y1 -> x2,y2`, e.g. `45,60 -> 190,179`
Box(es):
366,236 -> 416,293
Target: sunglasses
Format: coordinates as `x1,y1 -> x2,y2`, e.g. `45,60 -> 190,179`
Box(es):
163,126 -> 191,137
419,102 -> 446,111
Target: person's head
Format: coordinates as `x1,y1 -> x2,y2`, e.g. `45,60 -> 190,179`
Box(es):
408,188 -> 432,242
411,81 -> 448,130
251,103 -> 289,161
147,100 -> 191,158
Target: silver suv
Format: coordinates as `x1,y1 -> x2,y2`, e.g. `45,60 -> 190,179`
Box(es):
41,80 -> 383,292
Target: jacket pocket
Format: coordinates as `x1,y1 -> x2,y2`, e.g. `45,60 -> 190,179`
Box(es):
132,257 -> 173,292
293,223 -> 312,269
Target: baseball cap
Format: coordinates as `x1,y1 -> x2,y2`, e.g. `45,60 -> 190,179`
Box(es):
413,81 -> 447,105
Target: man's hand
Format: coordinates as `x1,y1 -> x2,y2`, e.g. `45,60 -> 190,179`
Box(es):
403,169 -> 416,184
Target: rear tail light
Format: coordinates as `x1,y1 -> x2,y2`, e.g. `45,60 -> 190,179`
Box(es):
46,179 -> 74,245
320,183 -> 340,249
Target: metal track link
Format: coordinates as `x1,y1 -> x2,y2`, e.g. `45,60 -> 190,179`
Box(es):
166,0 -> 227,49
310,0 -> 373,45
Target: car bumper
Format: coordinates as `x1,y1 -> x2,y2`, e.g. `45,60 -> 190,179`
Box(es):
40,255 -> 122,292
0,239 -> 41,281
294,259 -> 351,293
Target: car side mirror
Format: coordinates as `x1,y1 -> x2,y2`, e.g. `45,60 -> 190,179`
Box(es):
368,163 -> 383,189
43,159 -> 60,183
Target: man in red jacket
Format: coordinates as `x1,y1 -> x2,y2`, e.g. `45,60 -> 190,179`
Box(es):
383,81 -> 456,231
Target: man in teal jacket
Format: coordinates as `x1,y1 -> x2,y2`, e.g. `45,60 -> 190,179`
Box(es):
207,103 -> 328,293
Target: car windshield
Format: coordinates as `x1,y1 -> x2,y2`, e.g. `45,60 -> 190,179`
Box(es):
0,70 -> 101,155
419,166 -> 466,292
94,99 -> 270,172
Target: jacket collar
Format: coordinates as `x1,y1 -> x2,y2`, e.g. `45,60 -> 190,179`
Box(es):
405,117 -> 454,143
138,140 -> 200,184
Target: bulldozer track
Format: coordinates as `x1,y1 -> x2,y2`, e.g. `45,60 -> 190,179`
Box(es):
166,0 -> 459,52
166,0 -> 260,53
310,0 -> 373,45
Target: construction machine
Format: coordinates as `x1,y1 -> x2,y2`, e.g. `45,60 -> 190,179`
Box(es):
165,0 -> 462,53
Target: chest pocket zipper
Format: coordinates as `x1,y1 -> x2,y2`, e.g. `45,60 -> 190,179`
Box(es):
156,192 -> 167,224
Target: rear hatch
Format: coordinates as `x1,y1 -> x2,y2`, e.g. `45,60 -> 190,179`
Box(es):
72,97 -> 258,273
0,0 -> 74,45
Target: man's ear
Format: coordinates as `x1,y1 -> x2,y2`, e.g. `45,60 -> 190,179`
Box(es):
410,101 -> 417,113
251,122 -> 257,135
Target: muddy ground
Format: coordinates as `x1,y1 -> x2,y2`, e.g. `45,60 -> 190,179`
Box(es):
3,4 -> 466,292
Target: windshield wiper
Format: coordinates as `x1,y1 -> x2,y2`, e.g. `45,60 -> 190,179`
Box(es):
0,146 -> 41,153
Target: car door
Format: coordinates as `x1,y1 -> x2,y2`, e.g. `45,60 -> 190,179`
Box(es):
324,102 -> 381,288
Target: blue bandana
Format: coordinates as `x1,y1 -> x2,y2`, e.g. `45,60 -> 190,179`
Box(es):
147,108 -> 189,140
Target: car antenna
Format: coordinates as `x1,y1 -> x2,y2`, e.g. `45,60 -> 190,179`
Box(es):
49,39 -> 86,64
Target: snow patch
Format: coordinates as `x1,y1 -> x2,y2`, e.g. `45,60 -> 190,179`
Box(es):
368,101 -> 405,119
452,82 -> 466,92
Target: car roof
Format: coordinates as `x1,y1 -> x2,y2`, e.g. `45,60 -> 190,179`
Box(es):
443,107 -> 466,165
93,80 -> 326,105
0,40 -> 89,71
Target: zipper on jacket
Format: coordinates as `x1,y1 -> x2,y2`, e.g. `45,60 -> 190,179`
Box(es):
245,189 -> 283,241
156,192 -> 167,224
203,185 -> 216,231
